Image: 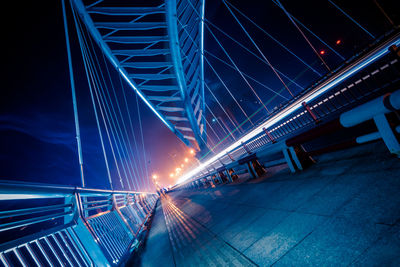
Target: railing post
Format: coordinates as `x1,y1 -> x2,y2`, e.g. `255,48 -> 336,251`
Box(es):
242,141 -> 252,154
227,152 -> 235,162
263,127 -> 276,143
373,113 -> 400,156
302,101 -> 321,124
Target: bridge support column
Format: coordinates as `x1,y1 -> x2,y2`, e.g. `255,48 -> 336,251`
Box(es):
341,90 -> 400,157
245,160 -> 265,179
225,170 -> 233,182
282,145 -> 315,173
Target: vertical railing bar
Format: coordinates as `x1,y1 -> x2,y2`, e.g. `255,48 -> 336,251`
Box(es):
58,231 -> 82,267
0,253 -> 10,267
34,240 -> 52,266
43,236 -> 65,267
24,244 -> 41,267
98,214 -> 123,258
51,233 -> 74,266
102,214 -> 123,253
107,213 -> 130,250
90,217 -> 117,262
13,248 -> 27,267
95,216 -> 120,261
67,228 -> 93,267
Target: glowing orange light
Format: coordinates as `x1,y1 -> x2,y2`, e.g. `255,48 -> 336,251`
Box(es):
184,158 -> 189,163
189,149 -> 195,155
320,50 -> 325,55
152,174 -> 158,179
169,173 -> 174,177
336,39 -> 341,45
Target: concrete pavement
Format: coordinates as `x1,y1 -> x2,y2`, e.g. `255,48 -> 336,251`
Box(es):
138,141 -> 400,266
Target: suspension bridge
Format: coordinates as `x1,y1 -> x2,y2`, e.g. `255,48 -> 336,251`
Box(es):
1,0 -> 400,266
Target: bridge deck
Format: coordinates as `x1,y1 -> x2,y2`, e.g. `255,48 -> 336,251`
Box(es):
138,141 -> 400,266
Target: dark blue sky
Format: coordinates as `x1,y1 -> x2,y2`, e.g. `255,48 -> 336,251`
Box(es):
0,0 -> 397,190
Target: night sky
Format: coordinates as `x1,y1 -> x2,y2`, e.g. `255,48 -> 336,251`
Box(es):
0,0 -> 397,191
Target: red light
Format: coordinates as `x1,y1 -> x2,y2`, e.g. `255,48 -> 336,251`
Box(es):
320,50 -> 325,55
336,39 -> 341,45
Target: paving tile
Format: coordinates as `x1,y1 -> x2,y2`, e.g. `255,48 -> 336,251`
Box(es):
139,204 -> 175,267
350,225 -> 400,266
243,212 -> 326,266
274,217 -> 389,266
336,172 -> 400,225
228,209 -> 290,253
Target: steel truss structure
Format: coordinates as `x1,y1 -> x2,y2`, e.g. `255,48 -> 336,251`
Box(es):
72,0 -> 207,152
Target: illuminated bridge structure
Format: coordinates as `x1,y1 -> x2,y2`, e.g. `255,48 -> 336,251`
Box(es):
1,0 -> 400,266
73,0 -> 208,152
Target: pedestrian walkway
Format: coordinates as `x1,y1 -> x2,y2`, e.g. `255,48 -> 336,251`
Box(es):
139,141 -> 400,266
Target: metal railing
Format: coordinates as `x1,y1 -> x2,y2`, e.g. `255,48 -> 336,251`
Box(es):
178,31 -> 400,188
0,180 -> 158,266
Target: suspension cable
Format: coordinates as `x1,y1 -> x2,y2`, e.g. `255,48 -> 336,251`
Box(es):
205,103 -> 236,141
119,74 -> 148,190
87,36 -> 135,191
204,82 -> 242,136
72,8 -> 116,189
223,0 -> 325,75
274,0 -> 332,72
204,49 -> 292,99
268,0 -> 345,61
62,0 -> 85,187
327,0 -> 375,39
76,12 -> 128,190
135,93 -> 151,191
101,52 -> 143,191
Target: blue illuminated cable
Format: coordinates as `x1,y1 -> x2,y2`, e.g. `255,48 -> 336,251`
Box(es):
77,15 -> 126,190
135,93 -> 151,191
87,36 -> 134,191
223,0 -> 324,76
180,20 -> 256,123
204,119 -> 219,148
327,0 -> 375,39
188,0 -> 295,103
204,50 -> 255,125
185,0 -> 307,90
71,5 -> 113,189
62,0 -> 85,187
205,103 -> 236,141
273,0 -> 331,72
205,21 -> 310,89
119,74 -> 148,191
204,49 -> 292,99
206,23 -> 274,111
84,40 -> 126,190
267,0 -> 345,61
183,14 -> 300,97
179,17 -> 295,98
102,51 -> 143,191
204,82 -> 242,136
224,0 -> 315,93
176,19 -> 245,135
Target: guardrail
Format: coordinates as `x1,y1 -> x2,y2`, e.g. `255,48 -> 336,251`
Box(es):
180,88 -> 400,190
175,36 -> 400,190
0,181 -> 158,266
